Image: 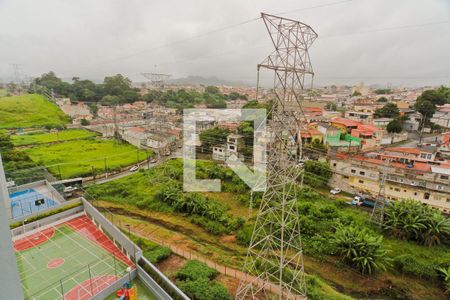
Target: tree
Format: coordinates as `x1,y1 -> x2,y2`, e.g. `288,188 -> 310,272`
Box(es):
374,88 -> 391,95
325,102 -> 337,111
352,91 -> 362,97
414,99 -> 435,125
417,87 -> 450,107
377,97 -> 388,102
80,119 -> 90,126
375,102 -> 400,118
205,86 -> 220,94
199,127 -> 230,152
103,74 -> 133,96
386,119 -> 402,133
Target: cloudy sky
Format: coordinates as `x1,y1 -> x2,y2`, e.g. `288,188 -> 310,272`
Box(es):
1,0 -> 449,87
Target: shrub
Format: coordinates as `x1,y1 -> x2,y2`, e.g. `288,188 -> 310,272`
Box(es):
175,260 -> 219,281
384,200 -> 450,246
144,246 -> 171,264
393,254 -> 438,280
178,278 -> 231,300
333,225 -> 391,275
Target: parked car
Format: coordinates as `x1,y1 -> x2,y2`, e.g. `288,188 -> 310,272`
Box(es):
129,165 -> 139,172
330,187 -> 341,195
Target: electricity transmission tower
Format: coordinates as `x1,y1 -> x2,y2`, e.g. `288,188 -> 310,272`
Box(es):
141,72 -> 171,89
11,64 -> 21,83
235,13 -> 317,300
370,159 -> 390,226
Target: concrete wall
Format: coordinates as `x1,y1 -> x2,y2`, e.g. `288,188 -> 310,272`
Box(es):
82,199 -> 142,261
0,155 -> 25,300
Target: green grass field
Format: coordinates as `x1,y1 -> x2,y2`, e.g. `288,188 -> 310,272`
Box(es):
16,224 -> 129,299
25,139 -> 149,179
12,129 -> 98,146
0,94 -> 70,129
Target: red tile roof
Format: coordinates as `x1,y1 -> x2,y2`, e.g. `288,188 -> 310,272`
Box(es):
385,147 -> 421,155
331,117 -> 361,127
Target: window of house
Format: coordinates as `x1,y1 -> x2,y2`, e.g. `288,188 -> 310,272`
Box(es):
389,187 -> 393,190
420,153 -> 427,159
424,192 -> 430,200
447,198 -> 450,203
344,175 -> 349,179
427,154 -> 432,159
437,185 -> 444,191
358,180 -> 364,184
400,178 -> 404,183
229,145 -> 235,150
394,188 -> 400,192
360,171 -> 365,175
351,169 -> 356,173
404,190 -> 407,192
414,192 -> 418,196
333,163 -> 337,167
441,175 -> 449,180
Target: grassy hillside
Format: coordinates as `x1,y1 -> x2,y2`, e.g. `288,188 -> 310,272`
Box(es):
25,139 -> 149,179
12,129 -> 98,146
0,94 -> 70,129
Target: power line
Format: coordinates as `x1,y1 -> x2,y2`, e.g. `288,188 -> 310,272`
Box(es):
89,0 -> 357,66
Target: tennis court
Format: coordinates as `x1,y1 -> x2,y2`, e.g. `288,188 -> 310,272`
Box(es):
14,215 -> 134,300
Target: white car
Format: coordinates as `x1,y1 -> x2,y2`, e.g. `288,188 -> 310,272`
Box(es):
129,165 -> 139,172
330,188 -> 341,195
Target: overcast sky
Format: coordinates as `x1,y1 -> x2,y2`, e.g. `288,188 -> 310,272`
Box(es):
1,0 -> 449,87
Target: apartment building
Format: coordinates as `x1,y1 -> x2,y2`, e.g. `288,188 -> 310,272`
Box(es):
329,148 -> 450,212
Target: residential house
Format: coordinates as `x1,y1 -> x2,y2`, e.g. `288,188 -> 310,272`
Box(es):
329,148 -> 450,212
431,104 -> 450,128
344,111 -> 373,124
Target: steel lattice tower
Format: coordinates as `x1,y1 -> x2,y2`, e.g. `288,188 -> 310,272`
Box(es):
235,13 -> 317,300
141,72 -> 171,89
370,159 -> 390,226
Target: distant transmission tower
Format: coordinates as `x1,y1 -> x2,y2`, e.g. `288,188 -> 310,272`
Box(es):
11,64 -> 21,83
370,158 -> 390,226
141,72 -> 171,89
235,13 -> 317,300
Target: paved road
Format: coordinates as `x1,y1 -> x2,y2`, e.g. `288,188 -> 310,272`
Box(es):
400,132 -> 440,148
86,150 -> 183,185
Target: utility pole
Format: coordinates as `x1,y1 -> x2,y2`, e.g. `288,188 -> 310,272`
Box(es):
235,13 -> 317,300
113,105 -> 119,140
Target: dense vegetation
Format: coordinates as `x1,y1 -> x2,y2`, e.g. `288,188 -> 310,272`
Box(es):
88,159 -> 248,235
374,102 -> 400,118
415,86 -> 450,124
175,260 -> 231,300
0,94 -> 70,129
303,160 -> 332,188
383,200 -> 450,247
143,88 -> 246,109
31,72 -> 140,105
88,159 -> 450,299
0,130 -> 44,184
31,71 -> 247,108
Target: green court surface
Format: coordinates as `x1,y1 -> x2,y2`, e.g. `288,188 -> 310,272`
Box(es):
15,217 -> 131,299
